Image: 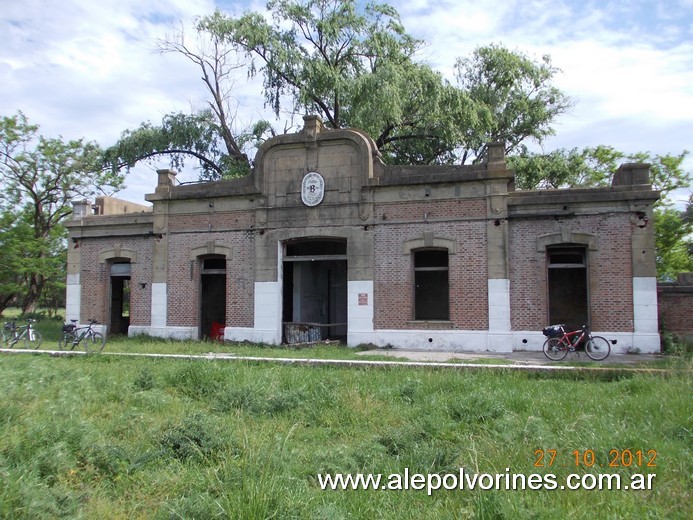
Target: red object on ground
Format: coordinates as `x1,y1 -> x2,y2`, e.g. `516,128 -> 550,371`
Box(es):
211,322 -> 225,341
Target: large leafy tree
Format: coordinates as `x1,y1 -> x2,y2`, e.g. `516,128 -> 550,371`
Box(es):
454,44 -> 573,163
0,210 -> 29,314
104,110 -> 251,181
0,112 -> 123,314
107,0 -> 571,175
509,146 -> 690,195
200,1 -> 424,128
655,202 -> 693,281
193,1 -> 488,165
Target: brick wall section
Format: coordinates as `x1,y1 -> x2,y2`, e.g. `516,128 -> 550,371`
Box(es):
375,198 -> 486,222
508,213 -> 634,332
77,237 -> 153,326
167,211 -> 255,233
166,229 -> 255,328
373,198 -> 488,330
658,283 -> 693,339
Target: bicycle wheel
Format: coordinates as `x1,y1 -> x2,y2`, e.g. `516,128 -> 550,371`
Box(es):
543,337 -> 568,361
84,332 -> 106,353
58,332 -> 75,351
585,336 -> 611,361
22,329 -> 42,349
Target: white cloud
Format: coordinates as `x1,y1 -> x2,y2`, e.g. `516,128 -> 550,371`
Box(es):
400,0 -> 692,183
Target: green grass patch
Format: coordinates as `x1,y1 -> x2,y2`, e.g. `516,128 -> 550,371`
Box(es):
0,353 -> 689,518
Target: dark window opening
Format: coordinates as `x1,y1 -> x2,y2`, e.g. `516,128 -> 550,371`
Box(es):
548,249 -> 585,266
286,239 -> 346,257
110,261 -> 131,335
199,255 -> 226,340
203,257 -> 226,271
547,246 -> 588,329
414,249 -> 449,320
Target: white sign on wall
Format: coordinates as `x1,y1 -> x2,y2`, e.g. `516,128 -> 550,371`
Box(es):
301,171 -> 325,207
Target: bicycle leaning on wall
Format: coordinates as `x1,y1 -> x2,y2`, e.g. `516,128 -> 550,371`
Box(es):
58,319 -> 106,353
1,319 -> 43,349
542,323 -> 611,361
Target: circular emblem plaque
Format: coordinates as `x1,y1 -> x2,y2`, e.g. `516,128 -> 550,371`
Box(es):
301,171 -> 325,207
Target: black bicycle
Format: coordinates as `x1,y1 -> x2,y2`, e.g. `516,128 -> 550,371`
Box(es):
58,319 -> 106,353
2,319 -> 43,349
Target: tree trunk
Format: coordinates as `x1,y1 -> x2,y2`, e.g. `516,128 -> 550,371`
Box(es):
22,272 -> 45,315
0,294 -> 15,316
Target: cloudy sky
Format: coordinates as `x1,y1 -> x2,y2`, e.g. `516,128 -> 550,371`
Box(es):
1,0 -> 691,205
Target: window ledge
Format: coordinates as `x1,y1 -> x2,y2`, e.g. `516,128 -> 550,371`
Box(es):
406,320 -> 455,329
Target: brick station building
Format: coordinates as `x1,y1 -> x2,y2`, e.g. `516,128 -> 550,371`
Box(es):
65,116 -> 661,353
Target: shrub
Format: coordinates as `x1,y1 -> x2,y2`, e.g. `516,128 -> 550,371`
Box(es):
164,361 -> 230,399
133,368 -> 156,391
158,412 -> 225,461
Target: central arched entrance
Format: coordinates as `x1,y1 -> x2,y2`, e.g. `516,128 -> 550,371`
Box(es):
282,238 -> 347,343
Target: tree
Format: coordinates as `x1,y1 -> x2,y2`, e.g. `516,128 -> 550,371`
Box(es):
201,1 -> 422,127
655,203 -> 693,281
104,110 -> 251,181
107,1 -> 571,176
103,20 -> 262,181
454,43 -> 574,163
507,147 -> 591,190
0,112 -> 123,313
0,210 -> 29,314
199,0 -> 485,165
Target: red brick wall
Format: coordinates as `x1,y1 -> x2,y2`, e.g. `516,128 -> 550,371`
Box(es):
373,198 -> 488,330
658,287 -> 693,337
508,213 -> 634,332
166,230 -> 255,328
167,211 -> 255,233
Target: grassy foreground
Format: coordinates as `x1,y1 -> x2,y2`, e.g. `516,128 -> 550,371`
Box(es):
0,348 -> 690,519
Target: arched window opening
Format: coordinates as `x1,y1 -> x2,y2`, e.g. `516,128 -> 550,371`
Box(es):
413,249 -> 449,321
547,245 -> 588,328
199,254 -> 226,340
109,260 -> 131,335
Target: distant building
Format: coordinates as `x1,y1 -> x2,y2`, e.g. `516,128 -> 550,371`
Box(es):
65,116 -> 660,352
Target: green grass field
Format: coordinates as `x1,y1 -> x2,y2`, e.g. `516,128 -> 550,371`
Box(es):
0,340 -> 690,519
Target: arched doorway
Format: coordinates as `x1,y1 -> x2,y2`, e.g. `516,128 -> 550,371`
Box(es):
282,238 -> 347,343
109,261 -> 131,335
547,246 -> 589,329
199,255 -> 226,340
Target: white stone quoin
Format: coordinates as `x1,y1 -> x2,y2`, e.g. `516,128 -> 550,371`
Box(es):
632,277 -> 660,353
150,282 -> 167,328
226,281 -> 282,344
347,280 -> 374,346
65,273 -> 81,321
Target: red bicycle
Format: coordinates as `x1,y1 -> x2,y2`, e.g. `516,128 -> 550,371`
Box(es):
542,324 -> 611,361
